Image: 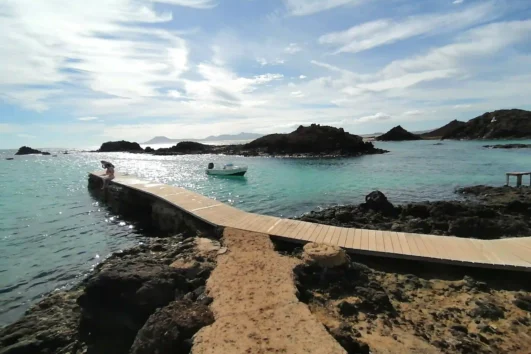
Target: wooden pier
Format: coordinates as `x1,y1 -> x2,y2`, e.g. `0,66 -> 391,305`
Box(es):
91,172 -> 531,272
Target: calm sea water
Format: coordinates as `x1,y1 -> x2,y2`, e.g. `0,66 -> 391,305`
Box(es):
1,140 -> 530,325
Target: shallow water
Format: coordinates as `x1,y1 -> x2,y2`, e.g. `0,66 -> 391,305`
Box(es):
0,140 -> 530,325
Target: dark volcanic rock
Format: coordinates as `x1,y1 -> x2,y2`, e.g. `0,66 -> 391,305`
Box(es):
297,187 -> 531,239
442,109 -> 531,140
1,236 -> 216,354
421,120 -> 467,139
376,126 -> 421,141
469,301 -> 505,320
155,141 -> 213,155
0,291 -> 84,354
328,323 -> 370,354
15,146 -> 48,155
513,294 -> 531,312
484,143 -> 531,149
97,140 -> 143,152
244,124 -> 387,157
130,300 -> 214,354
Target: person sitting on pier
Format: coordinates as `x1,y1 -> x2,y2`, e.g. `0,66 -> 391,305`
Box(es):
100,161 -> 115,189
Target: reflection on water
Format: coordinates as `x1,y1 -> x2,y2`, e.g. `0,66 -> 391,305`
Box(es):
1,139 -> 530,324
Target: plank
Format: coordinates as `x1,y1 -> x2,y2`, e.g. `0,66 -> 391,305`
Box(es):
322,226 -> 337,245
292,221 -> 312,240
389,231 -> 403,255
374,230 -> 386,253
346,228 -> 356,249
338,228 -> 348,248
307,224 -> 323,243
382,231 -> 394,253
367,229 -> 377,252
361,229 -> 369,250
314,225 -> 330,244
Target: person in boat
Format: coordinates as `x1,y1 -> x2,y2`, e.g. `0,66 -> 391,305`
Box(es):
100,161 -> 115,189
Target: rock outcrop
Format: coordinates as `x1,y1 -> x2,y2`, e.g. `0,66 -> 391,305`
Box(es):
376,126 -> 421,141
15,146 -> 48,155
442,109 -> 531,140
484,144 -> 531,149
244,124 -> 387,157
97,140 -> 143,152
0,236 -> 216,354
421,120 -> 466,139
154,141 -> 213,155
297,188 -> 531,239
291,246 -> 531,354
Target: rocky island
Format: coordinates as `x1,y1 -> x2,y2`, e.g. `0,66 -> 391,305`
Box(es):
15,146 -> 50,155
376,126 -> 421,141
98,124 -> 388,158
97,140 -> 143,153
484,144 -> 531,149
420,120 -> 466,140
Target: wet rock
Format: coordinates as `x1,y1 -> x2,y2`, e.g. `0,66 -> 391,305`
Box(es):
376,126 -> 422,141
355,287 -> 396,316
363,191 -> 397,216
513,294 -> 531,312
469,301 -> 504,320
0,291 -> 84,354
130,300 -> 214,354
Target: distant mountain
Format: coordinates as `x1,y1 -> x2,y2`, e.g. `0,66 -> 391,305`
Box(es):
143,132 -> 263,145
143,136 -> 180,144
202,132 -> 263,141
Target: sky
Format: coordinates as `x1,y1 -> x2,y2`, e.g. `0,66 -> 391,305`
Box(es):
1,0 -> 531,148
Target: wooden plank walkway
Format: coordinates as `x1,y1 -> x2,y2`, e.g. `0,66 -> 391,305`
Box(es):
91,172 -> 531,272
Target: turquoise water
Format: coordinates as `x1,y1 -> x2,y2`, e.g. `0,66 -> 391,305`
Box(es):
1,140 -> 530,325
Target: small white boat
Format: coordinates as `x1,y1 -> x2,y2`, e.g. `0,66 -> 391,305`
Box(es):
206,163 -> 247,176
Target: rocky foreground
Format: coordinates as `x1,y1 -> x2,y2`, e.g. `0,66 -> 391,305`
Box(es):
288,242 -> 531,354
297,186 -> 531,239
0,235 -> 218,354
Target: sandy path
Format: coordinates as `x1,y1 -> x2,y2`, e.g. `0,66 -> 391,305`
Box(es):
192,228 -> 346,354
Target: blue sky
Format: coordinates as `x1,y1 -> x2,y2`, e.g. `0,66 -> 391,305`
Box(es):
1,0 -> 531,148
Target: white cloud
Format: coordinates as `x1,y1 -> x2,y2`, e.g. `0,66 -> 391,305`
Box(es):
284,0 -> 362,16
403,110 -> 423,116
285,43 -> 302,54
77,117 -> 99,121
256,58 -> 285,66
453,104 -> 472,109
453,0 -> 464,4
0,0 -> 190,108
17,133 -> 36,139
319,2 -> 495,53
356,112 -> 391,123
299,75 -> 307,79
153,0 -> 217,8
291,91 -> 305,97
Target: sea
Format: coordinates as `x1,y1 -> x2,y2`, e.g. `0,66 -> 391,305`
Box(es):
1,139 -> 530,325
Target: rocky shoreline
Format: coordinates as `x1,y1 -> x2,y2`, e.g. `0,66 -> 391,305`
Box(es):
296,186 -> 531,239
283,241 -> 531,354
0,235 -> 219,354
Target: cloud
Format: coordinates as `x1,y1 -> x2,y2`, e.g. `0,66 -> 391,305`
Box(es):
403,110 -> 423,116
283,0 -> 362,16
299,75 -> 307,79
453,0 -> 464,4
153,0 -> 217,8
319,2 -> 495,54
356,112 -> 391,123
0,0 -> 190,108
291,91 -> 305,97
17,133 -> 36,139
256,58 -> 285,66
285,43 -> 302,54
77,117 -> 99,121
